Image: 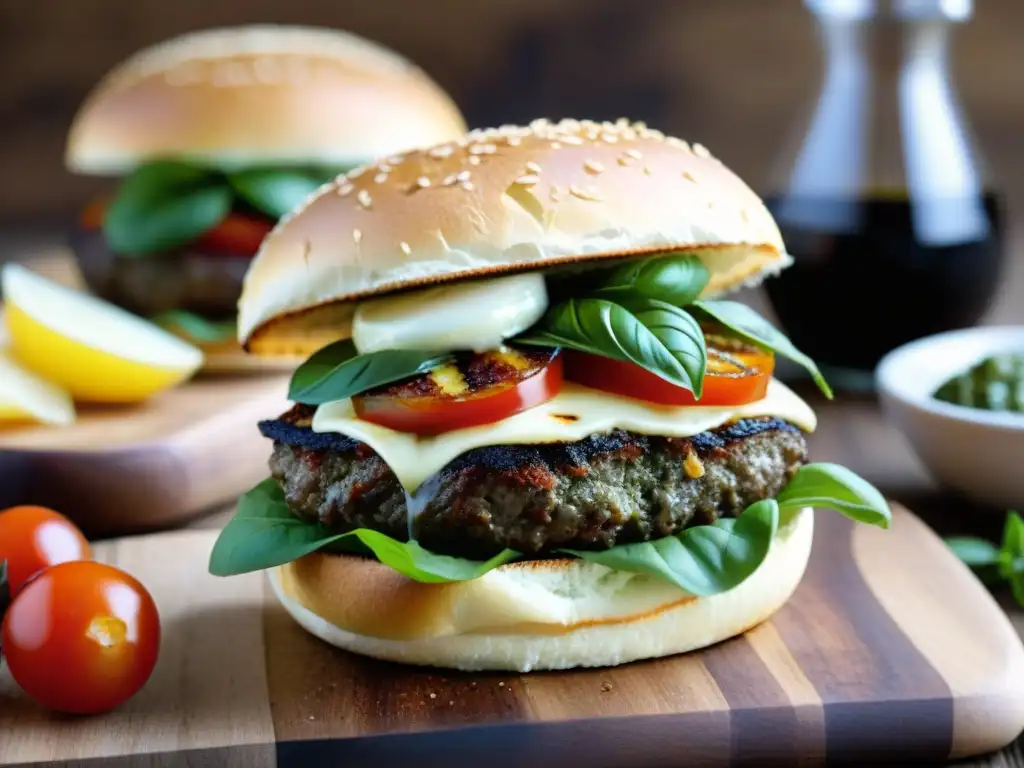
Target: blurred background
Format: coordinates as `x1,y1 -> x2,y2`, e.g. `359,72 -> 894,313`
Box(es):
0,1 -> 1020,291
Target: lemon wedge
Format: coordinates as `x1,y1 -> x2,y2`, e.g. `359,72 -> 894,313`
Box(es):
1,263 -> 204,403
0,352 -> 76,427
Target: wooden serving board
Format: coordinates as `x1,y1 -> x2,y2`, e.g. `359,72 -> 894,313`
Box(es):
0,374 -> 289,536
2,504 -> 1022,767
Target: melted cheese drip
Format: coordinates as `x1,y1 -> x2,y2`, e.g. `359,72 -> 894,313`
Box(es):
313,379 -> 816,493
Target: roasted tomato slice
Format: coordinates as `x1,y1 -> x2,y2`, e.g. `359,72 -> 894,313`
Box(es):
194,212 -> 274,257
353,347 -> 563,435
564,334 -> 774,407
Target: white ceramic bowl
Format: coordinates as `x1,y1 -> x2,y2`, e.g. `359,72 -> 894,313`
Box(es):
876,326 -> 1024,511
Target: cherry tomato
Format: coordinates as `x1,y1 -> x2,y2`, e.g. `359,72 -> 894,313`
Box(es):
564,337 -> 774,407
0,505 -> 91,595
2,561 -> 161,715
353,348 -> 564,435
194,212 -> 274,257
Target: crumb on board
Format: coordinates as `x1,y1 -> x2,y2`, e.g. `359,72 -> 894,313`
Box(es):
601,682 -> 614,693
429,692 -> 437,699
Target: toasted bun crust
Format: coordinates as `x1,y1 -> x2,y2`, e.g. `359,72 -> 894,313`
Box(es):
269,507 -> 812,672
238,118 -> 790,357
65,25 -> 466,175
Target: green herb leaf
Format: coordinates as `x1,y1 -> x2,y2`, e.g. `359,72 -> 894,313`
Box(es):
229,169 -> 332,220
517,297 -> 707,396
103,161 -> 233,255
776,462 -> 891,528
288,340 -> 452,405
693,300 -> 833,399
591,253 -> 711,307
1000,511 -> 1024,579
945,537 -> 1002,567
562,499 -> 779,596
151,310 -> 237,344
208,479 -> 518,582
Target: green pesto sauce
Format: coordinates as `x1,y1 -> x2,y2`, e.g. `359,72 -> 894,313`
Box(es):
933,353 -> 1024,413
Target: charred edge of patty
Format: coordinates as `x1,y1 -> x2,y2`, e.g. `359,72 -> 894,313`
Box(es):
259,404 -> 803,471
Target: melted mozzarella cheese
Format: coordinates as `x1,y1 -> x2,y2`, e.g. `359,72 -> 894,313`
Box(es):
312,379 -> 817,492
352,272 -> 548,354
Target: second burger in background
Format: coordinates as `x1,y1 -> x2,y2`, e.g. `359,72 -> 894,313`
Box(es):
64,24 -> 467,370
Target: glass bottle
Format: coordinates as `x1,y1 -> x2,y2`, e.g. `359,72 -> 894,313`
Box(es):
763,0 -> 1005,391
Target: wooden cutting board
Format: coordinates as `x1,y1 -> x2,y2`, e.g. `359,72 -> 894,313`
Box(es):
2,504 -> 1022,767
0,252 -> 291,536
0,374 -> 290,536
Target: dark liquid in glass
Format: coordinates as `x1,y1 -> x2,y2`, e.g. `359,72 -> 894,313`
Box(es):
763,192 -> 1005,374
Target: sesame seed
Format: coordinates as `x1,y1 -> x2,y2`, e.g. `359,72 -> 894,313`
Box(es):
378,164 -> 392,173
374,172 -> 388,184
525,161 -> 542,174
616,117 -> 629,128
468,155 -> 482,166
602,134 -> 618,144
348,167 -> 365,179
387,155 -> 404,165
353,229 -> 362,244
584,160 -> 605,175
647,129 -> 665,140
635,121 -> 648,131
400,241 -> 412,255
357,190 -> 372,208
415,176 -> 431,189
683,171 -> 697,183
550,185 -> 564,202
442,174 -> 458,186
625,149 -> 643,160
461,181 -> 475,191
514,175 -> 539,186
506,136 -> 521,147
562,135 -> 584,145
570,184 -> 603,202
337,183 -> 354,197
469,143 -> 496,155
666,136 -> 688,150
429,145 -> 453,159
456,170 -> 471,182
643,167 -> 652,176
693,143 -> 711,157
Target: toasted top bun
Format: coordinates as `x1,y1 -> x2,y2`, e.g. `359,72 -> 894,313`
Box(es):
268,507 -> 813,672
65,25 -> 467,175
238,118 -> 790,357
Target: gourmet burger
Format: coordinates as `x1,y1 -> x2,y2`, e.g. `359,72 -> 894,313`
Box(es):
210,118 -> 890,671
63,25 -> 466,370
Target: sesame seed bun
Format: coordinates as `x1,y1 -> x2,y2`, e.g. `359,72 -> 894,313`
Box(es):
65,25 -> 467,175
267,507 -> 812,672
237,118 -> 790,357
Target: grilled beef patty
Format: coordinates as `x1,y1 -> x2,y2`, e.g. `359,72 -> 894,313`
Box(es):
259,405 -> 809,560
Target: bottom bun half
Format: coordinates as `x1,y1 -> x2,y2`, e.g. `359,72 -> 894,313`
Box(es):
268,507 -> 814,672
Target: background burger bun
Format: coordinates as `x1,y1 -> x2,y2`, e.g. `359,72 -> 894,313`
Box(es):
238,118 -> 792,358
65,24 -> 467,175
267,507 -> 812,672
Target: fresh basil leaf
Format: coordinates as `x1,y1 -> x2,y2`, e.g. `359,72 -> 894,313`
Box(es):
776,462 -> 891,528
999,511 -> 1024,579
592,253 -> 711,307
229,169 -> 331,220
561,499 -> 779,596
516,297 -> 707,396
208,478 -> 518,582
288,339 -> 452,405
693,300 -> 833,399
151,310 -> 236,344
104,161 -> 232,254
945,536 -> 1002,567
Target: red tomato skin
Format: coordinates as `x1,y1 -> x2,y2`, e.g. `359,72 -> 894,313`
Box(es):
2,561 -> 161,715
353,353 -> 564,435
563,350 -> 773,407
0,506 -> 91,595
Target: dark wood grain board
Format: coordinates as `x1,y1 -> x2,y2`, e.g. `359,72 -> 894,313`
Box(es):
1,504 -> 1022,767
